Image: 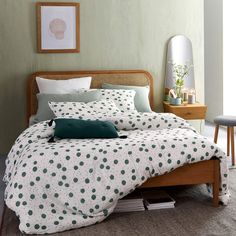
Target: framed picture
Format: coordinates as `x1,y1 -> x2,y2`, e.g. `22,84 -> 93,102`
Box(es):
36,2 -> 80,53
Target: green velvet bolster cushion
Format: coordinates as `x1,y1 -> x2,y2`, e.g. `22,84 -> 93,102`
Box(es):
53,118 -> 119,139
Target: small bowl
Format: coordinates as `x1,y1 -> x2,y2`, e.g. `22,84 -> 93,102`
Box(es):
170,97 -> 182,106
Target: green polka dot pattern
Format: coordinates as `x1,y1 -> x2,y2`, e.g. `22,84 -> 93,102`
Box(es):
49,99 -> 121,119
100,89 -> 136,112
3,112 -> 229,234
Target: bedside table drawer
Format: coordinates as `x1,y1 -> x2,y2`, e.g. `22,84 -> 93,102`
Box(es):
163,102 -> 207,120
172,107 -> 206,120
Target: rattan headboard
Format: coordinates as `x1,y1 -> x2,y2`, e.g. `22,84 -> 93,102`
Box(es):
27,70 -> 154,121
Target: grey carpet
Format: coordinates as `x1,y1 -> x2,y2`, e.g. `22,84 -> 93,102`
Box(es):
1,170 -> 236,236
0,155 -> 6,225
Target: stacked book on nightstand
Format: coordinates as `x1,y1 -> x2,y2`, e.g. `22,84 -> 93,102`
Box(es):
114,191 -> 145,213
142,189 -> 175,210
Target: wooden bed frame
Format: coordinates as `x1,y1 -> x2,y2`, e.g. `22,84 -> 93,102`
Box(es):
28,70 -> 220,207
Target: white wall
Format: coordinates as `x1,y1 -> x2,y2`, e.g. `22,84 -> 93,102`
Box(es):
204,0 -> 223,122
223,1 -> 236,115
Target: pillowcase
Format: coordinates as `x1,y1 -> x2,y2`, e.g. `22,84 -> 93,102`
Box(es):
36,77 -> 92,94
52,118 -> 118,139
34,90 -> 101,122
102,83 -> 152,112
100,89 -> 136,112
48,100 -> 121,119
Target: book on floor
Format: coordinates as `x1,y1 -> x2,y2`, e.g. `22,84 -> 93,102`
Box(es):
114,190 -> 145,213
142,189 -> 175,210
113,189 -> 176,213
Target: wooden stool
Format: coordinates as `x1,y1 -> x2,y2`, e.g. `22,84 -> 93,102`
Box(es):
214,115 -> 236,166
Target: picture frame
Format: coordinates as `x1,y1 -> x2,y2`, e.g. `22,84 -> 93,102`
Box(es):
36,2 -> 80,53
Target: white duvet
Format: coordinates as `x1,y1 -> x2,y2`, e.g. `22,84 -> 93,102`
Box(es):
4,112 -> 229,234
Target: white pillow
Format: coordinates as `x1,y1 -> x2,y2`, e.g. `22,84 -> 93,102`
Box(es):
48,100 -> 121,119
100,89 -> 136,112
36,77 -> 92,94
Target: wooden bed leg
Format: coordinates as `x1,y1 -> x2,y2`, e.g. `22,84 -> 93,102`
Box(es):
213,183 -> 219,207
213,160 -> 220,207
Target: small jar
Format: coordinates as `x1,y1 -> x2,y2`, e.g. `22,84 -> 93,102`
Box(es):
181,88 -> 188,102
188,89 -> 196,104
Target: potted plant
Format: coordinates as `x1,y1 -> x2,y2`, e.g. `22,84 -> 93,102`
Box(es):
172,63 -> 192,105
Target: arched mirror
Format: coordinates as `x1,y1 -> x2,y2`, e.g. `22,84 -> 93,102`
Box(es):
165,35 -> 195,91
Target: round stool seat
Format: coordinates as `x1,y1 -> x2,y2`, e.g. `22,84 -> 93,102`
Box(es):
214,115 -> 236,126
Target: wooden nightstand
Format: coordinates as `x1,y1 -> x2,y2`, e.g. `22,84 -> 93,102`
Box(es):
163,101 -> 207,120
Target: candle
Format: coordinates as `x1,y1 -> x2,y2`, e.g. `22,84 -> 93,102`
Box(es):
188,94 -> 195,104
183,92 -> 188,102
181,88 -> 189,102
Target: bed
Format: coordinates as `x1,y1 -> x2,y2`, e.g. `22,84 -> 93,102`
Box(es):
27,70 -> 220,206
4,70 -> 228,234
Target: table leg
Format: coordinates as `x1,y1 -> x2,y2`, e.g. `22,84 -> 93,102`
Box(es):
227,127 -> 230,156
214,125 -> 219,144
231,127 -> 235,166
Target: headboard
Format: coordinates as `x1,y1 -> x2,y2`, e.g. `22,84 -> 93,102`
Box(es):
28,70 -> 154,121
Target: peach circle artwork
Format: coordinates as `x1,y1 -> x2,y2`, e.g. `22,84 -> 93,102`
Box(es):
49,18 -> 67,40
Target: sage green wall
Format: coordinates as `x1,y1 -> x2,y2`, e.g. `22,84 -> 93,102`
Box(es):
0,0 -> 204,154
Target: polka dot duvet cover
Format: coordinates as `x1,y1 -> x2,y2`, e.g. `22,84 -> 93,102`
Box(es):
3,112 -> 229,234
